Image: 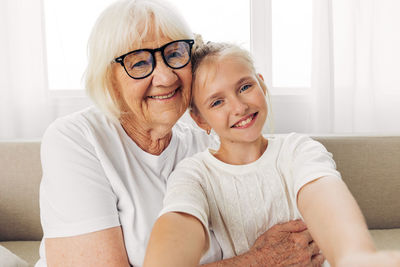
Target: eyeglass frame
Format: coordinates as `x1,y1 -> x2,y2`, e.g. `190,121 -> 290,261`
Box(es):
112,39 -> 195,80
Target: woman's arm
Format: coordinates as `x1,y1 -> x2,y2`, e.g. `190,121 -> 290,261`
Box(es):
143,212 -> 207,267
45,226 -> 130,267
297,175 -> 400,266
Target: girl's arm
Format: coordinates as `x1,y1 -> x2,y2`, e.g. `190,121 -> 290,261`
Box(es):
144,213 -> 325,267
143,212 -> 207,267
297,175 -> 400,266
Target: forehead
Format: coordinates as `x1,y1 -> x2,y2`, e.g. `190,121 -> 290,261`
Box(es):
197,56 -> 254,87
131,30 -> 174,51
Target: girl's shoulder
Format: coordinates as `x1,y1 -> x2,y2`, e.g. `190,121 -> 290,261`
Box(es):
173,120 -> 219,151
267,132 -> 321,151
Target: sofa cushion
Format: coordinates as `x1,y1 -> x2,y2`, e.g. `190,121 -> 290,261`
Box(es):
0,244 -> 29,267
370,229 -> 400,250
1,231 -> 398,267
314,136 -> 400,229
0,141 -> 43,241
0,241 -> 40,267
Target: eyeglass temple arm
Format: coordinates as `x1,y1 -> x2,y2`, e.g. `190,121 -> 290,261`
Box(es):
111,57 -> 124,65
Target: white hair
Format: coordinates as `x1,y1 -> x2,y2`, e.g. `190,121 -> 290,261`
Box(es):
85,0 -> 194,121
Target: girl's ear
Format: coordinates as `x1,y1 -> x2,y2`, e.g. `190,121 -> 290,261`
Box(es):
190,109 -> 211,133
256,73 -> 267,95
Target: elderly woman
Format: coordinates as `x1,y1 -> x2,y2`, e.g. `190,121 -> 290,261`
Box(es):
35,0 -> 324,266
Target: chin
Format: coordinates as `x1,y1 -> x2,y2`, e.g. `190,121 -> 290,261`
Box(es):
157,109 -> 184,126
237,130 -> 264,143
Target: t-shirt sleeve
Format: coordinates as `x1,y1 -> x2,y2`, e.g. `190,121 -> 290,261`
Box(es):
159,157 -> 211,250
279,133 -> 342,215
39,118 -> 120,238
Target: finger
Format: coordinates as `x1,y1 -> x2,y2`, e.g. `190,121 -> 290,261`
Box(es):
308,241 -> 320,256
311,253 -> 326,267
277,219 -> 307,233
301,229 -> 313,243
292,229 -> 313,246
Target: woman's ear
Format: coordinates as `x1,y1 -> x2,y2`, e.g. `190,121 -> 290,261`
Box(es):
190,109 -> 211,133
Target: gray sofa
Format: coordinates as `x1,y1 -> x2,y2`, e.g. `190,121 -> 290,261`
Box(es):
1,136 -> 400,266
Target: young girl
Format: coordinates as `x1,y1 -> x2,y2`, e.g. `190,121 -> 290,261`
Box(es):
143,41 -> 400,267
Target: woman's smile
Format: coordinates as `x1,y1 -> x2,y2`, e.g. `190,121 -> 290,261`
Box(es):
147,88 -> 180,100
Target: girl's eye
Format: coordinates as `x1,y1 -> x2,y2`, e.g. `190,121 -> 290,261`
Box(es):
211,99 -> 222,107
239,84 -> 251,93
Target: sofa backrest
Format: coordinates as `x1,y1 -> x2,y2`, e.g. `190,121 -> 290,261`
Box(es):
0,137 -> 399,241
0,141 -> 43,241
314,136 -> 400,229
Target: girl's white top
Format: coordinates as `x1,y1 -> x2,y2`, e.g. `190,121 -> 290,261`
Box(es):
160,133 -> 341,258
36,106 -> 222,267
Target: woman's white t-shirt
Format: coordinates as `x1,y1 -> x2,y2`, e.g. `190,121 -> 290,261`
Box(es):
35,106 -> 222,267
160,133 -> 342,258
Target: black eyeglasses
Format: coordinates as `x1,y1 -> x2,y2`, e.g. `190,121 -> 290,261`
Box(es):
113,39 -> 194,79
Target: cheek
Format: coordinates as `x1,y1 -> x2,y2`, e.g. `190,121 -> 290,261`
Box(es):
118,78 -> 151,108
182,68 -> 192,85
255,90 -> 268,109
180,70 -> 193,102
208,109 -> 229,129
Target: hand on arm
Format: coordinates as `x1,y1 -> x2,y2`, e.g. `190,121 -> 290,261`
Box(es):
143,212 -> 207,267
45,226 -> 130,267
298,176 -> 400,266
202,220 -> 324,267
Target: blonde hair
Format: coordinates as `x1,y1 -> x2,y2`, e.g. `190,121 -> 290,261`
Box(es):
85,0 -> 194,121
190,39 -> 274,133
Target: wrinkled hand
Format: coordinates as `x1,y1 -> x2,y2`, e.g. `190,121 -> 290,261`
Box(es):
337,251 -> 400,267
248,220 -> 325,267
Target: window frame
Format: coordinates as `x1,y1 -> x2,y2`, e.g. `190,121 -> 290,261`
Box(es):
46,0 -> 311,100
250,0 -> 311,96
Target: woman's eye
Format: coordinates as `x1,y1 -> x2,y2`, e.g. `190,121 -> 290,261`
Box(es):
239,84 -> 251,93
132,60 -> 149,69
211,100 -> 222,107
166,51 -> 183,60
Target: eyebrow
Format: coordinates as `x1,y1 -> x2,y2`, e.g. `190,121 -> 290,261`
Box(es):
202,76 -> 255,105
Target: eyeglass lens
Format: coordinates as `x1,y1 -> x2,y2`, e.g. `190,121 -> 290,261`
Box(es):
123,41 -> 191,79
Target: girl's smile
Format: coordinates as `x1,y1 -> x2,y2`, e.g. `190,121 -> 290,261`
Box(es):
231,112 -> 258,129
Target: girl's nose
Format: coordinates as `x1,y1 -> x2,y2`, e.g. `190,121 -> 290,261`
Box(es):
231,97 -> 249,116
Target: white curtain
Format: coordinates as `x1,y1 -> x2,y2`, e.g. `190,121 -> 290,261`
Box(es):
312,0 -> 400,134
0,0 -> 55,139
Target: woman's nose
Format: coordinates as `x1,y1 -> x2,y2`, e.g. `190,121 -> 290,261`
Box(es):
151,53 -> 178,87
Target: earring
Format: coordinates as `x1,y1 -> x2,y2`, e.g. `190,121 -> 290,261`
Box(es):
206,128 -> 211,135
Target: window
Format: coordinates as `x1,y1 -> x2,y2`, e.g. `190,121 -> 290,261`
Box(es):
43,0 -> 312,92
43,0 -> 250,91
271,0 -> 312,88
43,0 -> 114,90
251,0 -> 312,90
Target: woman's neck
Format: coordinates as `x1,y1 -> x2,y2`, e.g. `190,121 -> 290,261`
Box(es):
119,114 -> 173,156
213,135 -> 268,165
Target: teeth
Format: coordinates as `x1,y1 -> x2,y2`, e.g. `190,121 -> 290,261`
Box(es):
234,115 -> 254,127
150,90 -> 176,99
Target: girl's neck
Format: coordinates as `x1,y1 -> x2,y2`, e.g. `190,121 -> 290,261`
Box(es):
212,135 -> 268,165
